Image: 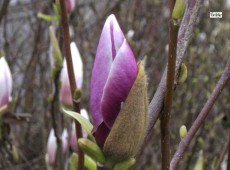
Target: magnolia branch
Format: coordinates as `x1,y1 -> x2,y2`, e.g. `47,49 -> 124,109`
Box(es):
138,0 -> 202,161
59,0 -> 84,169
0,0 -> 10,24
161,19 -> 179,170
147,0 -> 201,137
214,140 -> 228,170
227,130 -> 230,170
170,57 -> 230,169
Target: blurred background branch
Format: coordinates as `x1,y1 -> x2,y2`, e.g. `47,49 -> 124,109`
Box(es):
0,0 -> 10,24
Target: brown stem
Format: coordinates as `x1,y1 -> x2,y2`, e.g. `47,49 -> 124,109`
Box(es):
169,0 -> 176,16
146,0 -> 201,139
161,19 -> 179,170
137,0 -> 202,165
170,58 -> 230,170
59,0 -> 84,169
214,141 -> 228,170
0,0 -> 10,24
227,129 -> 230,170
50,69 -> 64,170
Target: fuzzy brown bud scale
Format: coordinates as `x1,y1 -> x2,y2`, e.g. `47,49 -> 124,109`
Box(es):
103,62 -> 148,162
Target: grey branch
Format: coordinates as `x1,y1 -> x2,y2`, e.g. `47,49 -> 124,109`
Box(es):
146,0 -> 202,138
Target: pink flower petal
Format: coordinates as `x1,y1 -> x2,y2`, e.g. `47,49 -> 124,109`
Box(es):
101,40 -> 137,128
90,14 -> 125,128
0,57 -> 12,107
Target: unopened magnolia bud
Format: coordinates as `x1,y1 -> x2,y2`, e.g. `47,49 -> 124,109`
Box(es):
69,153 -> 78,170
172,0 -> 186,20
69,153 -> 97,170
113,158 -> 136,170
47,94 -> 53,103
78,138 -> 106,164
74,89 -> 82,101
193,150 -> 204,170
45,154 -> 53,170
49,26 -> 62,70
84,155 -> 97,170
11,145 -> 19,162
37,13 -> 52,22
55,0 -> 61,16
0,105 -> 7,114
179,125 -> 187,139
103,62 -> 148,161
178,63 -> 187,84
197,137 -> 205,147
50,67 -> 56,80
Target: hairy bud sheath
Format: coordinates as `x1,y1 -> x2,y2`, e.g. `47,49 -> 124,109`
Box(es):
103,62 -> 148,161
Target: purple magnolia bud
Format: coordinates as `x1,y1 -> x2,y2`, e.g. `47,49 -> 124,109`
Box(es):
46,129 -> 57,166
62,128 -> 69,154
65,0 -> 76,13
46,128 -> 69,166
70,109 -> 89,151
90,14 -> 138,147
60,42 -> 83,107
0,57 -> 12,108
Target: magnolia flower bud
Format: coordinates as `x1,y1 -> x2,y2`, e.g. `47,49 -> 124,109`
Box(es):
0,57 -> 12,108
78,138 -> 106,164
113,158 -> 136,170
11,145 -> 19,162
178,63 -> 187,84
60,42 -> 83,107
172,0 -> 186,20
65,0 -> 76,13
62,128 -> 68,153
193,150 -> 204,170
69,153 -> 78,170
179,125 -> 187,139
49,26 -> 62,70
47,129 -> 57,166
90,14 -> 148,162
91,14 -> 137,147
46,128 -> 69,166
70,109 -> 89,151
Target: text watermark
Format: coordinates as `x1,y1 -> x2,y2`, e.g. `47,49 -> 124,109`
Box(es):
210,12 -> 222,18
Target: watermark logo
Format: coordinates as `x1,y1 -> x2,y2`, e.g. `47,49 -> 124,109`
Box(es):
210,12 -> 222,18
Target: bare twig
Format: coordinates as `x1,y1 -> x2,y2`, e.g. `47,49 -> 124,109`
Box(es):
214,141 -> 228,170
137,0 -> 202,164
161,19 -> 179,170
170,58 -> 230,170
0,0 -> 10,24
227,130 -> 230,170
145,0 -> 202,144
59,0 -> 84,169
50,68 -> 64,170
137,0 -> 200,166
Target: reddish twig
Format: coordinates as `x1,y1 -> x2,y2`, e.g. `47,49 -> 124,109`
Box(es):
59,0 -> 84,169
138,0 -> 202,165
227,129 -> 230,170
160,0 -> 178,169
146,0 -> 201,138
170,58 -> 230,170
214,141 -> 228,170
0,0 -> 10,24
161,19 -> 179,170
50,68 -> 64,170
